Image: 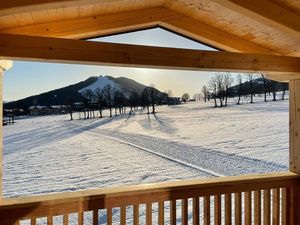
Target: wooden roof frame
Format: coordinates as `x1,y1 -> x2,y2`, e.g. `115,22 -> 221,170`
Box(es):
1,33 -> 300,77
0,7 -> 276,55
0,0 -> 300,203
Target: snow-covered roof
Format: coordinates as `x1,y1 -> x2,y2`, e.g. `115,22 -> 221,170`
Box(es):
28,106 -> 47,110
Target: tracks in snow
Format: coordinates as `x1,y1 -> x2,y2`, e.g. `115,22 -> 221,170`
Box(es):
62,122 -> 221,177
64,120 -> 287,177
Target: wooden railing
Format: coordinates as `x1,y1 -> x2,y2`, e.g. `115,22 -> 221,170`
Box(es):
0,172 -> 299,225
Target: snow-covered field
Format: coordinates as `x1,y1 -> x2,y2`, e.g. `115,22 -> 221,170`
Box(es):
3,97 -> 289,224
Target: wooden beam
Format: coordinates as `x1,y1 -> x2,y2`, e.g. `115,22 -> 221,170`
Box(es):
1,34 -> 300,75
161,16 -> 276,54
266,73 -> 300,82
290,80 -> 300,173
0,60 -> 13,71
0,7 -> 179,39
0,7 -> 277,55
0,68 -> 3,199
211,0 -> 300,39
0,0 -> 116,17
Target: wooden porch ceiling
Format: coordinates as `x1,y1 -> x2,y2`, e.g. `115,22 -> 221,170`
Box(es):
0,0 -> 299,56
0,0 -> 300,81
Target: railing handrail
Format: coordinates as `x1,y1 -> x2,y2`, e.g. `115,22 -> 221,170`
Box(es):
0,172 -> 298,221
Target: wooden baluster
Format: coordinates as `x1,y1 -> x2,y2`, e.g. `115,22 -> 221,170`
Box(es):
120,206 -> 126,225
254,190 -> 261,225
47,217 -> 53,225
181,199 -> 188,225
272,189 -> 280,225
281,188 -> 290,225
263,190 -> 270,225
146,203 -> 152,225
31,218 -> 36,225
93,210 -> 98,225
235,192 -> 242,225
133,204 -> 139,225
289,185 -> 300,225
203,196 -> 210,225
214,195 -> 221,225
170,200 -> 177,225
193,197 -> 199,225
158,201 -> 164,225
63,214 -> 68,225
107,208 -> 112,225
225,193 -> 232,225
245,192 -> 252,225
78,212 -> 84,225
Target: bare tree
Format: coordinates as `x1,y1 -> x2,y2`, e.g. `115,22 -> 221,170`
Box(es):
236,75 -> 243,105
129,90 -> 140,113
181,93 -> 189,103
224,73 -> 233,106
201,85 -> 209,103
215,74 -> 224,107
141,88 -> 151,114
281,83 -> 288,100
150,87 -> 159,113
114,90 -> 126,115
269,80 -> 279,101
66,97 -> 73,120
208,76 -> 218,107
260,74 -> 269,102
102,84 -> 114,117
82,89 -> 95,119
248,74 -> 255,103
94,88 -> 104,118
165,89 -> 173,106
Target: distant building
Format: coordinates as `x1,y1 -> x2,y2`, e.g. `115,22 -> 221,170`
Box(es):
72,102 -> 85,111
50,105 -> 68,114
29,106 -> 48,115
168,97 -> 181,105
28,105 -> 68,116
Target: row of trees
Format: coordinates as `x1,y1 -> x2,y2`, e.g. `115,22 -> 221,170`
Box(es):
67,84 -> 167,120
201,73 -> 288,107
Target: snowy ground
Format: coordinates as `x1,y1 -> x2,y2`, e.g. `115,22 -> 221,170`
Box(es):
3,96 -> 289,224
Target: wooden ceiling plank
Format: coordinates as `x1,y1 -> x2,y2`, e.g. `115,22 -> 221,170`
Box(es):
78,4 -> 94,18
211,0 -> 300,39
0,7 -> 179,39
0,7 -> 278,56
160,16 -> 277,54
13,13 -> 35,26
47,8 -> 65,21
0,33 -> 300,75
0,0 -> 119,17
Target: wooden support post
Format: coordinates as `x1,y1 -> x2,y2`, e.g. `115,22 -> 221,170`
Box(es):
0,60 -> 12,207
0,67 -> 3,199
290,80 -> 300,172
289,79 -> 300,225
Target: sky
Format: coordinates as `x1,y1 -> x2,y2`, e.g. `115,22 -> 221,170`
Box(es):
4,28 -> 229,102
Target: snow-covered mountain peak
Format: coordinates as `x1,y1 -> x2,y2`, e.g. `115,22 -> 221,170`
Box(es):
79,76 -> 121,93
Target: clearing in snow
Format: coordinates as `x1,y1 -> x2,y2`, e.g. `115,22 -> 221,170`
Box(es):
3,97 -> 288,224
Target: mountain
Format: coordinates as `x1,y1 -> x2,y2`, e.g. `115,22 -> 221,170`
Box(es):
79,76 -> 147,97
4,76 -> 156,111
